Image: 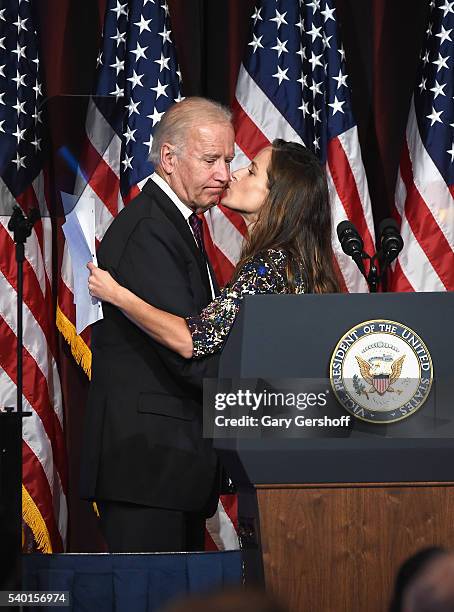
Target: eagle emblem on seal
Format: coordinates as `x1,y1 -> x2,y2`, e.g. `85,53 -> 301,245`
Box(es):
355,354 -> 405,396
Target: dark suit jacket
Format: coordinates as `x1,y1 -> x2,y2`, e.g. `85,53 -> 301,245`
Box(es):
80,179 -> 220,515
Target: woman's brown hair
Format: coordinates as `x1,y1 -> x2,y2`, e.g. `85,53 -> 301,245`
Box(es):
233,139 -> 340,293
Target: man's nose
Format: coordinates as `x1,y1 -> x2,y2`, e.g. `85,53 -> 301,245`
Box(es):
213,159 -> 231,183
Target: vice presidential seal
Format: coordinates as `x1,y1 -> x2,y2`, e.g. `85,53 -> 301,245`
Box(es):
329,320 -> 433,423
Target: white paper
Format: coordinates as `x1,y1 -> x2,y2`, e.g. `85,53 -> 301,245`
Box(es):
61,192 -> 103,334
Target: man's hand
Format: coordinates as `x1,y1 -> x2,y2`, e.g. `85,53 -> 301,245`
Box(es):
87,262 -> 120,306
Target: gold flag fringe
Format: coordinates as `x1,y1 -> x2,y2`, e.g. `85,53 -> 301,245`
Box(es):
56,305 -> 92,379
22,485 -> 52,553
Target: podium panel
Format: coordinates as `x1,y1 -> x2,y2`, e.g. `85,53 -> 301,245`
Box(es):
213,292 -> 454,612
215,292 -> 454,484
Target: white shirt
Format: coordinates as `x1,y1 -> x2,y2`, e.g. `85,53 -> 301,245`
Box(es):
150,172 -> 216,299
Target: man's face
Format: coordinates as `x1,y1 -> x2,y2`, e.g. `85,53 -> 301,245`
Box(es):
169,122 -> 235,211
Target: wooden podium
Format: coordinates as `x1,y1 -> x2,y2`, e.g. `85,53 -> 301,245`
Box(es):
212,293 -> 454,612
256,482 -> 454,612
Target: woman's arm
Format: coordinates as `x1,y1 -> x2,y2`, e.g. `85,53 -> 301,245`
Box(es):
87,262 -> 193,358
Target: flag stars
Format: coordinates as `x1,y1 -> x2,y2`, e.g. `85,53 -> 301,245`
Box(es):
426,22 -> 433,37
130,42 -> 148,61
161,2 -> 170,18
251,7 -> 262,24
309,51 -> 323,70
110,84 -> 124,99
307,0 -> 321,13
134,14 -> 152,34
13,99 -> 26,115
31,137 -> 42,151
33,81 -> 42,96
123,125 -> 137,144
0,9 -> 5,21
297,73 -> 308,89
0,92 -> 5,105
13,153 -> 26,170
0,120 -> 5,132
328,95 -> 346,115
143,135 -> 153,154
321,5 -> 336,22
323,34 -> 333,49
148,107 -> 165,126
439,0 -> 454,18
306,24 -> 322,42
174,92 -> 185,103
12,70 -> 27,88
419,76 -> 427,92
12,125 -> 26,142
127,99 -> 141,115
158,25 -> 172,44
312,108 -> 321,123
97,50 -> 103,67
12,43 -> 27,60
430,80 -> 446,99
127,70 -> 144,89
110,57 -> 125,75
270,10 -> 288,29
110,28 -> 126,46
422,50 -> 430,65
151,79 -> 169,99
426,106 -> 443,125
111,1 -> 128,18
295,18 -> 304,33
313,136 -> 320,151
248,34 -> 263,53
271,38 -> 288,57
0,37 -> 5,50
338,46 -> 346,62
154,53 -> 170,71
333,69 -> 348,89
436,25 -> 453,44
432,52 -> 449,72
309,80 -> 323,96
298,100 -> 310,117
447,142 -> 454,162
13,16 -> 28,31
272,66 -> 289,85
121,154 -> 133,170
296,44 -> 306,60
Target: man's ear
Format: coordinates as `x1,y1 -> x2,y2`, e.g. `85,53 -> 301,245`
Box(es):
160,143 -> 176,175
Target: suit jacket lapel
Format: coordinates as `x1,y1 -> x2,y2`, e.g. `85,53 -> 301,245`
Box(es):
143,179 -> 213,301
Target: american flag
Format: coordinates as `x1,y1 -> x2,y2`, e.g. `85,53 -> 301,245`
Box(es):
391,0 -> 454,291
56,0 -> 239,551
57,0 -> 181,370
232,0 -> 376,292
0,1 -> 67,551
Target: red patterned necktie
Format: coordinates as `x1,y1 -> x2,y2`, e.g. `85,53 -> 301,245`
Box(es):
188,213 -> 206,257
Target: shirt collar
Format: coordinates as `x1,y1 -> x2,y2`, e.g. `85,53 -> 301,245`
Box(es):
151,172 -> 193,222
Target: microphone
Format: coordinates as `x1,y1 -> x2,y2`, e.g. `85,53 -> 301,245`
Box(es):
337,220 -> 365,274
378,218 -> 403,265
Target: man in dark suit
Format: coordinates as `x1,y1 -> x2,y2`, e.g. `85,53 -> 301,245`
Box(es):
80,97 -> 235,552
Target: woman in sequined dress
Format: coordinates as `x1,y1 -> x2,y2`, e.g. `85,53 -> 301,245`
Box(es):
88,139 -> 340,358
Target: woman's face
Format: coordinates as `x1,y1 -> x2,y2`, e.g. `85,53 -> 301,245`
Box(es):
221,147 -> 272,224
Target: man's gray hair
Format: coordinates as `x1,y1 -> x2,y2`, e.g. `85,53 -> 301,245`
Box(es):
149,97 -> 232,166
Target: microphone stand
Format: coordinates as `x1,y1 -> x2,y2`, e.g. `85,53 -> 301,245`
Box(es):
6,205 -> 38,417
365,254 -> 380,293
